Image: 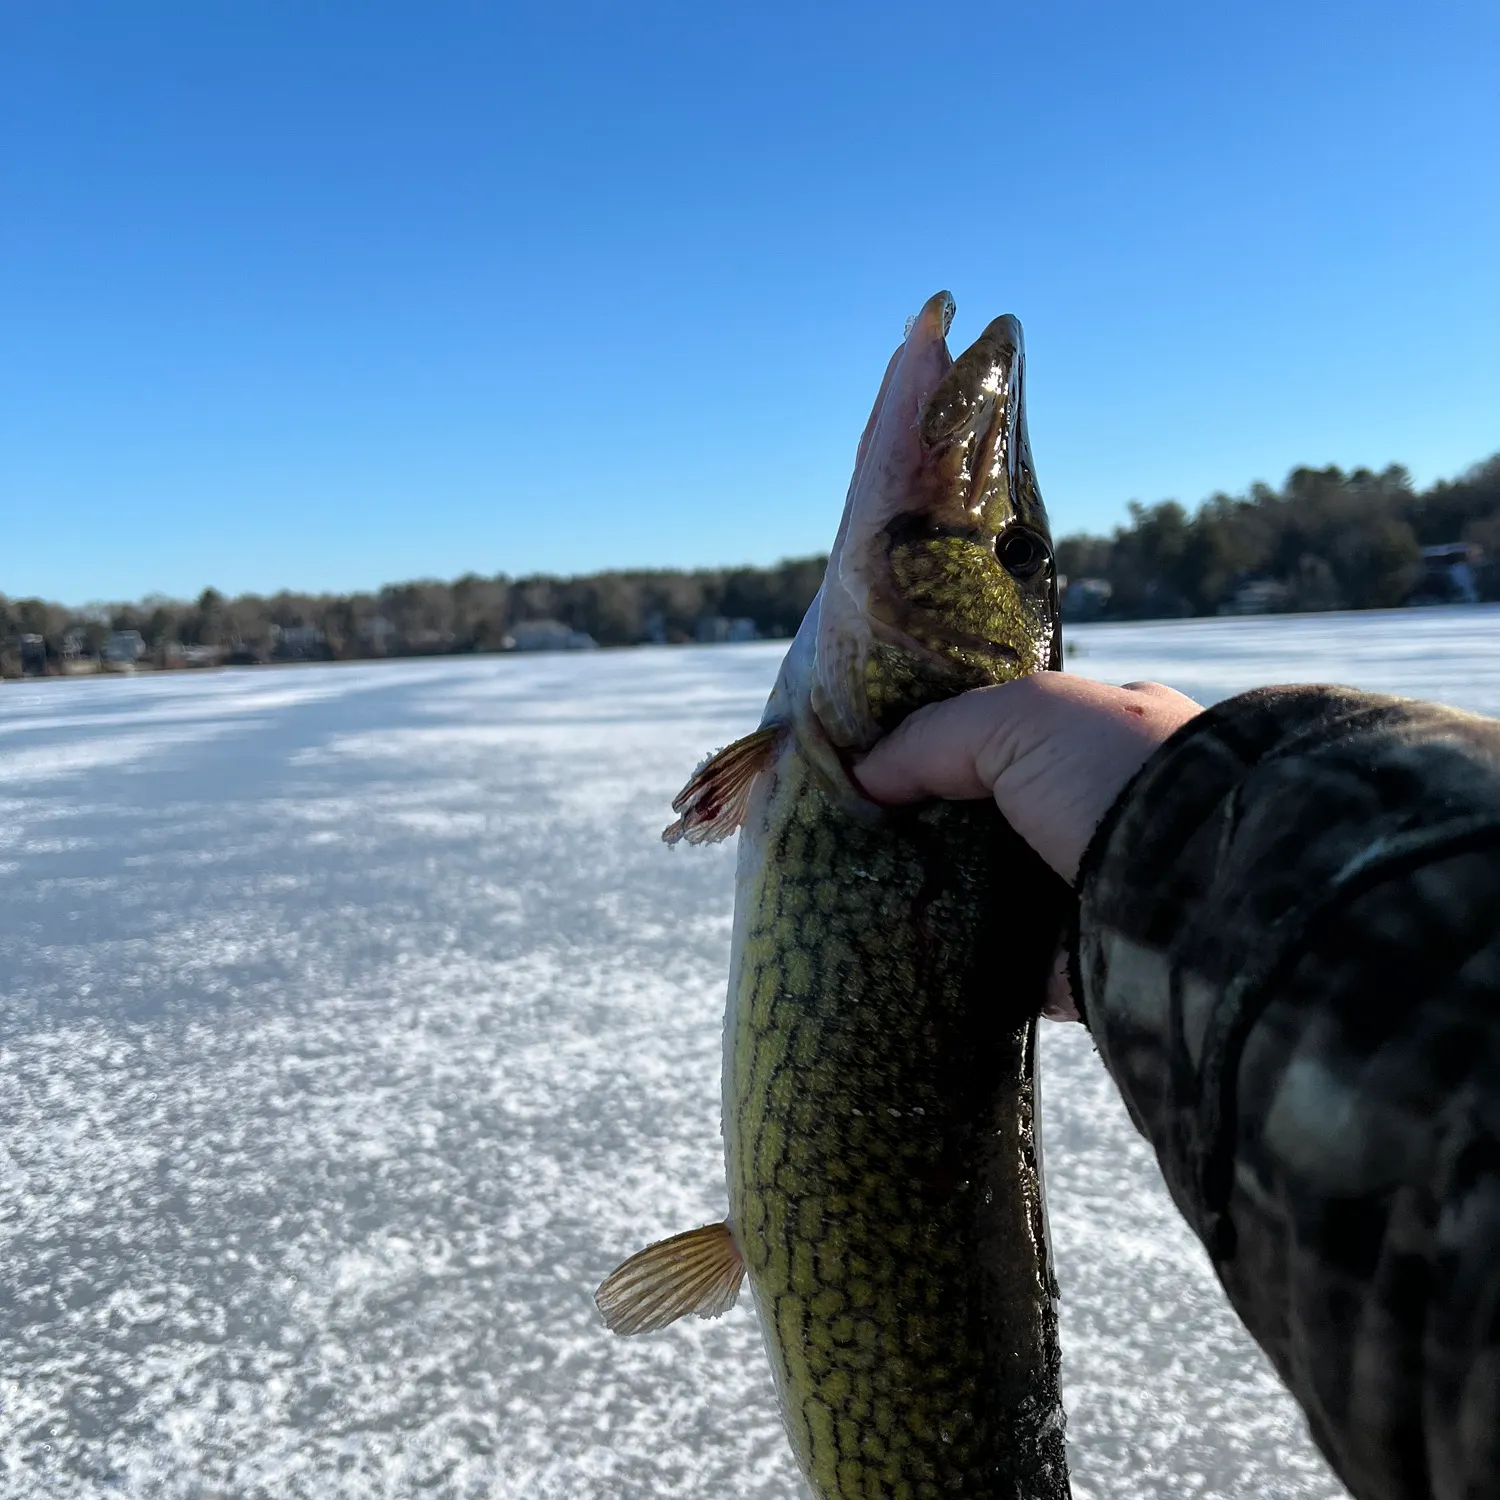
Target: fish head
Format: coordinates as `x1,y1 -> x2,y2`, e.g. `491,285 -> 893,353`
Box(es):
810,291 -> 1060,751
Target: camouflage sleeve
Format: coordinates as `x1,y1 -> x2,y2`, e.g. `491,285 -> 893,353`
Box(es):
1072,685 -> 1500,1500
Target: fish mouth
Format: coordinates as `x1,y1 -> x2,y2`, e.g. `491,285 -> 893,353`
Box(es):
812,292 -> 1054,749
842,290 -> 957,506
854,291 -> 1031,527
866,299 -> 1047,661
919,312 -> 1030,518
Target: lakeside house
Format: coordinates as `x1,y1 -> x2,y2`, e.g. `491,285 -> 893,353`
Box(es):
508,619 -> 598,651
19,634 -> 47,675
362,616 -> 398,654
1412,543 -> 1481,606
1219,577 -> 1292,615
164,643 -> 225,668
1060,578 -> 1113,622
103,630 -> 146,667
271,624 -> 327,661
693,615 -> 758,644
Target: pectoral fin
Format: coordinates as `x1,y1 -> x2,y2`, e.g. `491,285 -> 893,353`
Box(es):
662,724 -> 786,845
595,1221 -> 746,1335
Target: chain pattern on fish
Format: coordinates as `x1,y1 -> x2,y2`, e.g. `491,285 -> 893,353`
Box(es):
728,750 -> 1070,1497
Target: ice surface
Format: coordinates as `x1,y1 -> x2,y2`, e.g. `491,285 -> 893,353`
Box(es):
4,608 -> 1499,1499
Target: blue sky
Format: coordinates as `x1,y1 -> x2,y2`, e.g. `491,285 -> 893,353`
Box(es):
3,1 -> 1497,604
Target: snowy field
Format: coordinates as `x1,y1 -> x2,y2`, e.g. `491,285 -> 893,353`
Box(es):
4,605 -> 1500,1500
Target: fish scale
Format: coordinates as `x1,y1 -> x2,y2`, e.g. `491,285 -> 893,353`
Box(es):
728,750 -> 1071,1499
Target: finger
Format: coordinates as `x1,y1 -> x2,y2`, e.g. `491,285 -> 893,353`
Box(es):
1119,680 -> 1202,712
854,673 -> 1149,806
852,682 -> 1030,804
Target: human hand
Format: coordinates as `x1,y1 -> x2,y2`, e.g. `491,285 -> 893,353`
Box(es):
853,674 -> 1201,1021
853,674 -> 1202,888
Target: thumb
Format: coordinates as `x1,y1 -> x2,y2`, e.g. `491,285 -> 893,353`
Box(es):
854,674 -> 1201,882
853,673 -> 1125,805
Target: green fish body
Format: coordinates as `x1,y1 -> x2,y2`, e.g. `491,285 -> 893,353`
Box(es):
599,293 -> 1072,1499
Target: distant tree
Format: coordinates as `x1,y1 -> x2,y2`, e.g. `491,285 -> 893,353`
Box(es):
1286,554 -> 1344,612
16,598 -> 58,637
319,598 -> 360,657
510,576 -> 559,625
450,573 -> 483,644
1055,533 -> 1113,586
226,596 -> 274,655
1414,455 -> 1500,545
146,605 -> 178,647
184,587 -> 227,647
1468,515 -> 1500,601
573,574 -> 644,645
1331,516 -> 1421,609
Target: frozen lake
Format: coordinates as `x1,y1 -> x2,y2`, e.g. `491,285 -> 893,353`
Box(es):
4,606 -> 1500,1499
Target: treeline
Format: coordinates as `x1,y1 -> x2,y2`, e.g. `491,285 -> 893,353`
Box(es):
0,557 -> 828,676
1057,453 -> 1500,618
6,452 -> 1500,677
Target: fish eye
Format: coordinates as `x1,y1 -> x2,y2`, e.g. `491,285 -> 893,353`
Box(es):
996,529 -> 1049,579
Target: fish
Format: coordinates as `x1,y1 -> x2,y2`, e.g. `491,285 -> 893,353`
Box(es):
596,291 -> 1073,1500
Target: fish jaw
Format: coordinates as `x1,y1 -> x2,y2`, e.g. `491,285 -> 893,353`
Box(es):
811,294 -> 1060,753
812,291 -> 956,751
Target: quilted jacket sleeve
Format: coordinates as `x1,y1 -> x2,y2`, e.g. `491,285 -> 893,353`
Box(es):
1073,685 -> 1500,1500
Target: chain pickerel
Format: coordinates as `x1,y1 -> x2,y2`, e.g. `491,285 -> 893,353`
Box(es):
598,292 -> 1073,1499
